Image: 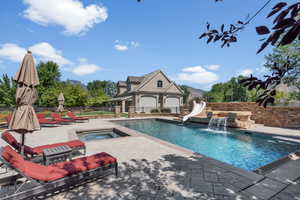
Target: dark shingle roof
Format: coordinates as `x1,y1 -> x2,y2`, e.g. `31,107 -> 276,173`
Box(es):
127,76 -> 144,83
117,81 -> 127,87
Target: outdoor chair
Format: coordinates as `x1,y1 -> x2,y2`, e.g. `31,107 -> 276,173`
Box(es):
36,113 -> 60,127
5,114 -> 12,124
0,145 -> 118,200
51,113 -> 74,124
67,111 -> 89,122
1,131 -> 86,158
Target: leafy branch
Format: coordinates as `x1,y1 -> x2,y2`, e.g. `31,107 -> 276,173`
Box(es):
199,0 -> 272,48
256,2 -> 300,53
239,57 -> 296,107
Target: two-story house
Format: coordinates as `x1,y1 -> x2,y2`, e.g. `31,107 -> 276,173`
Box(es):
111,70 -> 183,113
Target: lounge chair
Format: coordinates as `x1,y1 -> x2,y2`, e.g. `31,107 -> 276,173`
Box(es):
51,113 -> 74,124
0,145 -> 118,200
36,113 -> 60,127
5,113 -> 12,124
67,111 -> 89,122
1,131 -> 86,157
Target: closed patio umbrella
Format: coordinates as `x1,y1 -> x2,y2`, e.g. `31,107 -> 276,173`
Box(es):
9,51 -> 40,156
57,92 -> 65,112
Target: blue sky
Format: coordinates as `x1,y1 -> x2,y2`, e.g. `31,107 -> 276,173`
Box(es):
0,0 -> 288,90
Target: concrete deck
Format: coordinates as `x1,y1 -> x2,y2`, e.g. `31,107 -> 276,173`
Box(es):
1,118 -> 300,199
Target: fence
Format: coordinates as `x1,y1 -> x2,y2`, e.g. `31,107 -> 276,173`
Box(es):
0,106 -> 116,114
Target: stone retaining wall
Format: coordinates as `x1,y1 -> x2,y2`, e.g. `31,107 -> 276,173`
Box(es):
207,102 -> 300,128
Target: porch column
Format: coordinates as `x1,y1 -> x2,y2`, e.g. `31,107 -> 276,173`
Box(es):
121,100 -> 126,113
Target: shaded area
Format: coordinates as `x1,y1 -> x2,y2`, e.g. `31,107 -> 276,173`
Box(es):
51,154 -> 264,200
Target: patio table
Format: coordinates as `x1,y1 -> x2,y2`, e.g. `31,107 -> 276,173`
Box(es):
43,145 -> 72,165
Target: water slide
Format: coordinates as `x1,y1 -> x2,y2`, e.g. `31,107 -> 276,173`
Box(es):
182,101 -> 206,122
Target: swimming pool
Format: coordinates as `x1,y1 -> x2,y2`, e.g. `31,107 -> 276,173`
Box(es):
115,119 -> 300,171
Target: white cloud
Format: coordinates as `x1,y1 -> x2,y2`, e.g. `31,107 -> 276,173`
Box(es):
114,44 -> 129,51
0,42 -> 71,66
114,40 -> 139,51
23,0 -> 108,35
130,41 -> 140,47
205,64 -> 220,71
177,65 -> 219,84
72,63 -> 102,76
0,44 -> 27,62
239,69 -> 253,77
29,42 -> 72,65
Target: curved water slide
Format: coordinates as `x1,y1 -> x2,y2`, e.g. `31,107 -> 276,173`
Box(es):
182,101 -> 206,122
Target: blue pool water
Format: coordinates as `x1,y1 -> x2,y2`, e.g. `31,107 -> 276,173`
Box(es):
115,119 -> 300,171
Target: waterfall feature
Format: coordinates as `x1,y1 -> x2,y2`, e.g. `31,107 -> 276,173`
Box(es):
208,117 -> 228,132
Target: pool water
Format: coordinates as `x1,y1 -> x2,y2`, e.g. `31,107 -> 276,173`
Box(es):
115,119 -> 300,171
79,131 -> 119,141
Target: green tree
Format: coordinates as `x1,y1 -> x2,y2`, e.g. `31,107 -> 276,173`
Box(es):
180,85 -> 191,104
204,76 -> 260,102
37,61 -> 61,88
61,81 -> 89,107
264,41 -> 300,89
0,74 -> 16,107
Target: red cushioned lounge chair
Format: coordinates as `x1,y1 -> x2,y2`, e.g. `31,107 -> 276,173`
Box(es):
1,131 -> 86,158
51,113 -> 74,124
36,113 -> 60,127
5,114 -> 12,124
67,111 -> 89,122
0,146 -> 118,200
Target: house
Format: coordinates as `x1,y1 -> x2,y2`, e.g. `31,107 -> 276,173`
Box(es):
111,70 -> 184,113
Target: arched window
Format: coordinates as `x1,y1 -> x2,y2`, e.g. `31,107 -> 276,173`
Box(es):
157,80 -> 163,88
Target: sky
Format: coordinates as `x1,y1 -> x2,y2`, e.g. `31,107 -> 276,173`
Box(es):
0,0 -> 290,90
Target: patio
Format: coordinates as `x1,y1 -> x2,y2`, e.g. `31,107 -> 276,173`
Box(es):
1,118 -> 300,199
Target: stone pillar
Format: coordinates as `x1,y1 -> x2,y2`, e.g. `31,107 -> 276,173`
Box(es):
121,100 -> 126,113
115,106 -> 121,118
128,106 -> 135,118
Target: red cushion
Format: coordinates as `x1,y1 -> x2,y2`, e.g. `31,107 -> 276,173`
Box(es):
2,132 -> 17,145
2,146 -> 68,182
36,113 -> 46,119
65,140 -> 85,148
23,161 -> 68,182
53,152 -> 117,174
2,146 -> 25,171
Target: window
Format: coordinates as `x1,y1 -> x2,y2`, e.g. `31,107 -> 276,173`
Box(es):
157,80 -> 163,88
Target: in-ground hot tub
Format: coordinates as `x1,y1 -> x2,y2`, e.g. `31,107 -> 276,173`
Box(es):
77,128 -> 129,142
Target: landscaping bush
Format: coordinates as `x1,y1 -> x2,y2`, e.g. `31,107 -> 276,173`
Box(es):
162,108 -> 171,113
150,108 -> 159,113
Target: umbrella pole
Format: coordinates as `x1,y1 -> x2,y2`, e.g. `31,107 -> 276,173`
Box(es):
21,133 -> 25,156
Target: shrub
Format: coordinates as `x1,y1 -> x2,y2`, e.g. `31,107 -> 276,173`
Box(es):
162,108 -> 171,113
150,108 -> 159,113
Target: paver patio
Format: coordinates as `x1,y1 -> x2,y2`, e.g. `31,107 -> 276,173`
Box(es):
0,118 -> 300,199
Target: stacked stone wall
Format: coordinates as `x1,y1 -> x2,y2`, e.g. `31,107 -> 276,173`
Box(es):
207,102 -> 300,128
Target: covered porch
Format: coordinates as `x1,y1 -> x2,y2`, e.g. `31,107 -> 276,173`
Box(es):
108,96 -> 133,113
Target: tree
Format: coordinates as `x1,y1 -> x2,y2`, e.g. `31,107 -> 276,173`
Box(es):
0,74 -> 16,107
61,81 -> 89,107
264,41 -> 300,89
180,85 -> 191,104
37,61 -> 61,88
204,76 -> 261,102
36,61 -> 61,107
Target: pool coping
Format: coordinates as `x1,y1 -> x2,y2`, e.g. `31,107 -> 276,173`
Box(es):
108,118 -> 300,175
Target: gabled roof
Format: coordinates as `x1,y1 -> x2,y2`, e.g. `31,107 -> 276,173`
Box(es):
117,81 -> 127,87
134,70 -> 172,92
164,82 -> 184,94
